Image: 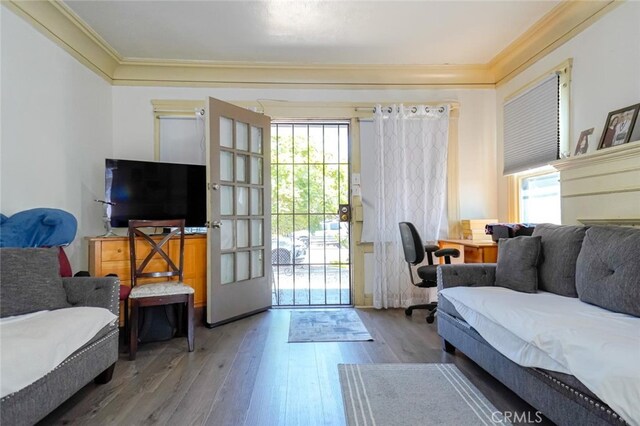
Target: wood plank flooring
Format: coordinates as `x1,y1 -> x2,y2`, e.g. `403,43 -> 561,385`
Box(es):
40,309 -> 550,425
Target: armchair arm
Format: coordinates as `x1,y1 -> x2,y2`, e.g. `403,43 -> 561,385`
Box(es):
63,276 -> 120,316
437,264 -> 496,291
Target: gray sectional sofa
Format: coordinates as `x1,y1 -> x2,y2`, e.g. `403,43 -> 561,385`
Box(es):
0,248 -> 120,425
437,224 -> 640,426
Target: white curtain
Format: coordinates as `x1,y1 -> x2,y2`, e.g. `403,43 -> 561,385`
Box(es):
372,105 -> 450,309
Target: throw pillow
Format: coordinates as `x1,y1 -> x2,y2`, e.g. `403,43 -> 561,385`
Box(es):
576,226 -> 640,317
495,236 -> 542,293
0,247 -> 70,318
532,224 -> 587,297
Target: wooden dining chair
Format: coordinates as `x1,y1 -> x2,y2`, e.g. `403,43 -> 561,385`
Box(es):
128,219 -> 194,360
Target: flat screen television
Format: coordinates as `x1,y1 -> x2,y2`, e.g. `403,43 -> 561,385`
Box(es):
106,159 -> 206,228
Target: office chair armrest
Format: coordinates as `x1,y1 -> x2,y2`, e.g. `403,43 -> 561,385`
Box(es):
436,264 -> 496,291
424,244 -> 440,253
434,248 -> 460,258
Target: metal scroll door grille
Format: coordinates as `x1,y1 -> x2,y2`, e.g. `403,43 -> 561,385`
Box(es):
271,122 -> 351,306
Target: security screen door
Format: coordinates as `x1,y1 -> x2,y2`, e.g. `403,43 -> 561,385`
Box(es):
206,97 -> 271,327
271,121 -> 351,306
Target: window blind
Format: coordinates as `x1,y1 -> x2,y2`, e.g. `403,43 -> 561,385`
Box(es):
159,116 -> 205,165
503,74 -> 559,175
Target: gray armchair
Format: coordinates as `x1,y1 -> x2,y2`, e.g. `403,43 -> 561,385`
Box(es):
0,248 -> 119,426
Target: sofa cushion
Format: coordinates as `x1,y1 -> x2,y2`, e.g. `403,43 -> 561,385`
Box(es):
0,248 -> 70,318
0,307 -> 117,397
532,223 -> 586,297
576,226 -> 640,317
495,236 -> 541,293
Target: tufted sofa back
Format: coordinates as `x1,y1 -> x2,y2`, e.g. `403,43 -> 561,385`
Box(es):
531,223 -> 587,297
575,226 -> 640,317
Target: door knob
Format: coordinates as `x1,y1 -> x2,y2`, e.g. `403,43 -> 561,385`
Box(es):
339,204 -> 351,222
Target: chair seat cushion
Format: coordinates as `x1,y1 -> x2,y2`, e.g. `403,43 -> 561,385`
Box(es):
417,264 -> 437,286
129,282 -> 194,299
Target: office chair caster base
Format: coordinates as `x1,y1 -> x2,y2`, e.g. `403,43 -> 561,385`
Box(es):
405,308 -> 413,316
426,316 -> 435,324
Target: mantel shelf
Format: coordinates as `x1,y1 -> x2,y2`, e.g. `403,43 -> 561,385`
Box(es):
551,140 -> 640,171
577,218 -> 640,226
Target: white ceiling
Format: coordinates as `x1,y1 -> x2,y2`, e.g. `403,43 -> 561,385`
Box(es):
64,1 -> 560,65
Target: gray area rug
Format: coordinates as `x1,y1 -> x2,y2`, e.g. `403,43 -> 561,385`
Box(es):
339,363 -> 512,426
288,309 -> 373,342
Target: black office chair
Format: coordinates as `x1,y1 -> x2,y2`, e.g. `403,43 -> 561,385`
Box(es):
399,222 -> 460,324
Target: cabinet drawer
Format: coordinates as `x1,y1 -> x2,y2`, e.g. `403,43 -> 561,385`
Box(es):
463,246 -> 482,263
100,261 -> 131,280
101,241 -> 129,261
102,240 -> 170,262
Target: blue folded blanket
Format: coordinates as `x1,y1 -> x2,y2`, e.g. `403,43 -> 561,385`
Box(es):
0,208 -> 77,248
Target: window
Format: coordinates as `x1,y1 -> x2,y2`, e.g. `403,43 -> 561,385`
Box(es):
152,99 -> 206,163
517,169 -> 561,224
506,60 -> 571,223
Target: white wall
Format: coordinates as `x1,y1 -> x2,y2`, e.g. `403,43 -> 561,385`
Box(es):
496,2 -> 640,222
112,86 -> 497,222
1,6 -> 113,270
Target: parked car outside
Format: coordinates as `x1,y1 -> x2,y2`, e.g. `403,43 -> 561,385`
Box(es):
290,230 -> 310,247
312,220 -> 348,246
271,236 -> 306,265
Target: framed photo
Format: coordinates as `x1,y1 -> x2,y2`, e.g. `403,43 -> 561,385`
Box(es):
597,103 -> 640,150
574,128 -> 594,156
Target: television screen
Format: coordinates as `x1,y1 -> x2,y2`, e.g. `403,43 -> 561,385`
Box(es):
106,159 -> 206,228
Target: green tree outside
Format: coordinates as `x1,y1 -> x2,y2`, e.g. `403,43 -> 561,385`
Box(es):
271,128 -> 348,237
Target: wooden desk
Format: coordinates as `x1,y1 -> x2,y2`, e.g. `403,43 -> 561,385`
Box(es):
88,234 -> 207,308
438,239 -> 498,264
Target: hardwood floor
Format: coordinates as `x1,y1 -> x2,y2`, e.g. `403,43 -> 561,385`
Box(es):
40,309 -> 550,425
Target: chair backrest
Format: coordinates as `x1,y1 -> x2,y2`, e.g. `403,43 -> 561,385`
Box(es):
128,219 -> 185,287
398,222 -> 425,266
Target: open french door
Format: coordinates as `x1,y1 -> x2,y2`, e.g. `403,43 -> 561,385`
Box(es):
205,97 -> 272,327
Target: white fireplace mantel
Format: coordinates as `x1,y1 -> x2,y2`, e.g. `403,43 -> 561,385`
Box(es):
551,141 -> 640,226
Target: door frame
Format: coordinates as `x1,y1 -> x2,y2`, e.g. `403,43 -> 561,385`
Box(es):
152,99 -> 461,308
270,119 -> 353,306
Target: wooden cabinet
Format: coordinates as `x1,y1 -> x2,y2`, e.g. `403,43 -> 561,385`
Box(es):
88,235 -> 207,308
438,239 -> 498,264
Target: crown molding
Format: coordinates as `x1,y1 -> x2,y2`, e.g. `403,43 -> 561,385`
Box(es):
5,0 -> 619,89
112,62 -> 495,89
490,0 -> 619,86
5,0 -> 119,82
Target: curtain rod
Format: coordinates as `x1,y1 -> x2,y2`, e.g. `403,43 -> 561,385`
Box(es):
354,104 -> 454,113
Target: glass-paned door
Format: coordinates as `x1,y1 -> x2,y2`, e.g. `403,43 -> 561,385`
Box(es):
206,98 -> 271,327
271,122 -> 351,306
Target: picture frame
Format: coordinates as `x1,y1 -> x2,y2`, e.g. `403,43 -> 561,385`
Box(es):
573,127 -> 594,156
597,103 -> 640,150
